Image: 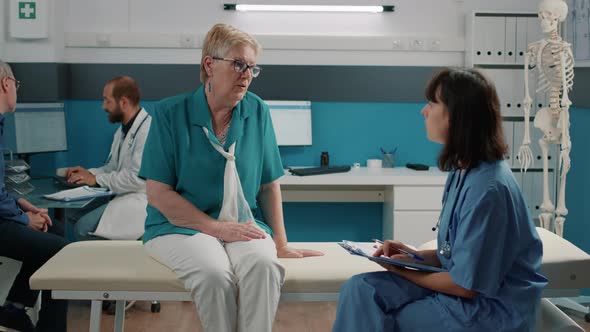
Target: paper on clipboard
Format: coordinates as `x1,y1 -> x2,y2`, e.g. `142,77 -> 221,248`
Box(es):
338,241 -> 447,273
43,186 -> 115,202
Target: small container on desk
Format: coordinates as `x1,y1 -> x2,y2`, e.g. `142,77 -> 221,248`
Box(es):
320,152 -> 330,167
382,153 -> 394,168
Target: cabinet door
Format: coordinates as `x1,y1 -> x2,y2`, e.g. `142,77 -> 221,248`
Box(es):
502,121 -> 515,167
481,68 -> 513,116
529,123 -> 543,169
510,69 -> 526,117
505,17 -> 517,64
573,0 -> 590,60
392,211 -> 439,248
513,121 -> 526,169
532,170 -> 555,219
520,171 -> 535,220
513,170 -> 524,191
526,17 -> 544,46
516,17 -> 529,64
474,16 -> 507,64
393,186 -> 443,211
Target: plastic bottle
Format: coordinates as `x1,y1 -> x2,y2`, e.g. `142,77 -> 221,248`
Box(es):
320,152 -> 330,167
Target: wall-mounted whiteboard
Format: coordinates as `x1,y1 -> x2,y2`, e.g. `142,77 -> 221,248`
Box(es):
266,100 -> 312,146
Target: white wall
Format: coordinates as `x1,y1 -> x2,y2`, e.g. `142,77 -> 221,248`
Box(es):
0,0 -> 66,62
1,0 -> 552,66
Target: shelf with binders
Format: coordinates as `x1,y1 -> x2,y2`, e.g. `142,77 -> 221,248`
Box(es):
467,11 -> 562,225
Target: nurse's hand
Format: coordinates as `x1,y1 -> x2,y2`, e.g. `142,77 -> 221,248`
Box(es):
373,240 -> 415,258
213,221 -> 267,242
277,246 -> 324,258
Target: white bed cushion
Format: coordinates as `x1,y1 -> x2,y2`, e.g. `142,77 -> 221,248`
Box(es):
30,241 -> 383,294
417,227 -> 590,290
30,227 -> 590,293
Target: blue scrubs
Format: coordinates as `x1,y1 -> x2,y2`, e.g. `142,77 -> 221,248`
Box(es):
333,160 -> 547,332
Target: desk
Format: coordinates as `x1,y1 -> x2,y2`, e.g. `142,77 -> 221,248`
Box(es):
18,178 -> 97,241
23,178 -> 95,209
279,167 -> 447,247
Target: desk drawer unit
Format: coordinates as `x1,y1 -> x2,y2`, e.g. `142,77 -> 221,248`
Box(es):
384,185 -> 444,247
393,186 -> 443,210
393,211 -> 440,248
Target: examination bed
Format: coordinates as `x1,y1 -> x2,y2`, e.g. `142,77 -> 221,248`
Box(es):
30,227 -> 590,331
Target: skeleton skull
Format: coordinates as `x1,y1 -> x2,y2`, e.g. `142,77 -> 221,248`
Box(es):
538,0 -> 569,33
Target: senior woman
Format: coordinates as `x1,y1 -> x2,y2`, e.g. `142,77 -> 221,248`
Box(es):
139,24 -> 322,332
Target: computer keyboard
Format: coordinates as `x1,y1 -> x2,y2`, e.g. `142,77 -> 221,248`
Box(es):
288,165 -> 351,176
53,176 -> 85,188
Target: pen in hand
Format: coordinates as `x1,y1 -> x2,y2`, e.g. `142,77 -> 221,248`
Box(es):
397,248 -> 425,262
372,239 -> 425,261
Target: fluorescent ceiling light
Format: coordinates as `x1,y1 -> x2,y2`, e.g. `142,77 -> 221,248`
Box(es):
223,4 -> 395,13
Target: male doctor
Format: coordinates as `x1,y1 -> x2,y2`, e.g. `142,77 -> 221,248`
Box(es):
66,76 -> 151,240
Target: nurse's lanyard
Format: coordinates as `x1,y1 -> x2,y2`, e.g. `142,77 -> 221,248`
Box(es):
432,169 -> 469,259
105,114 -> 149,164
203,127 -> 254,223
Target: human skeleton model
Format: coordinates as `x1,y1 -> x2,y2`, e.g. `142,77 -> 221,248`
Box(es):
518,0 -> 574,238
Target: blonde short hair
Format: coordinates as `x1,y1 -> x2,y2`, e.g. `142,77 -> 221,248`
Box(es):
200,24 -> 261,83
0,60 -> 14,81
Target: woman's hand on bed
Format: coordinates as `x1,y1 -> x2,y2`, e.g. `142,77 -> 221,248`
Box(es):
277,246 -> 324,258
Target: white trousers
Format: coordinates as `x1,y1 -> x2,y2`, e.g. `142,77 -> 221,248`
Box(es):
144,232 -> 285,332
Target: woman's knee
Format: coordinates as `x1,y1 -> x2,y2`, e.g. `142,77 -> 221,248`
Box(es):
340,272 -> 381,300
341,274 -> 366,293
185,266 -> 236,295
244,254 -> 283,279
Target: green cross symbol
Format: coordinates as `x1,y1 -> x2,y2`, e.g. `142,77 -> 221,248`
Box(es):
19,2 -> 36,19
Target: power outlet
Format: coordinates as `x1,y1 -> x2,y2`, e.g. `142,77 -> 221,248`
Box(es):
179,34 -> 195,48
96,34 -> 111,47
410,39 -> 426,51
429,39 -> 441,51
392,39 -> 405,50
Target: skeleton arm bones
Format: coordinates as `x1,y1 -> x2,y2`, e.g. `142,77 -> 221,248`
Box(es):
517,46 -> 536,171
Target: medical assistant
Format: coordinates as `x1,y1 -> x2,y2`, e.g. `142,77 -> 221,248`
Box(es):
139,86 -> 284,243
333,160 -> 547,332
88,108 -> 152,239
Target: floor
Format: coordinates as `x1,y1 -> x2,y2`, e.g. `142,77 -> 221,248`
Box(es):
67,300 -> 590,332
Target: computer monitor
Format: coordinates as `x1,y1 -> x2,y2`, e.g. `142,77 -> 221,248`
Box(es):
267,100 -> 312,146
3,103 -> 67,154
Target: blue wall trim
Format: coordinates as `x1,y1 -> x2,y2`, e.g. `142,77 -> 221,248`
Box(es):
27,101 -> 590,248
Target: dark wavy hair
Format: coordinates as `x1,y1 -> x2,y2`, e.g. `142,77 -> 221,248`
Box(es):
425,68 -> 507,171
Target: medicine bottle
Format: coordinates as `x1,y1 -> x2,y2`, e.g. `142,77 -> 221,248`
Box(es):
320,152 -> 329,167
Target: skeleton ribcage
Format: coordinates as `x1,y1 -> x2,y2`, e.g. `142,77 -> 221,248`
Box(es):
536,42 -> 574,102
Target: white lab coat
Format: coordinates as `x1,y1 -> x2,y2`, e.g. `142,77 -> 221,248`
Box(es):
88,108 -> 152,240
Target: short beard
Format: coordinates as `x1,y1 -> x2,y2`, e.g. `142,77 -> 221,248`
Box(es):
108,105 -> 124,123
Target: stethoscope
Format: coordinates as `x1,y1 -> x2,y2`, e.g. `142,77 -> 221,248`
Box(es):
430,169 -> 468,259
105,114 -> 149,164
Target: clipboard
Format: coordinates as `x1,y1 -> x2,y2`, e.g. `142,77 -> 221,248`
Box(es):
338,241 -> 447,273
43,186 -> 115,202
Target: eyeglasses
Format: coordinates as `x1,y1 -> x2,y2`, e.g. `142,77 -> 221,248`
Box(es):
212,57 -> 261,78
6,77 -> 20,91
